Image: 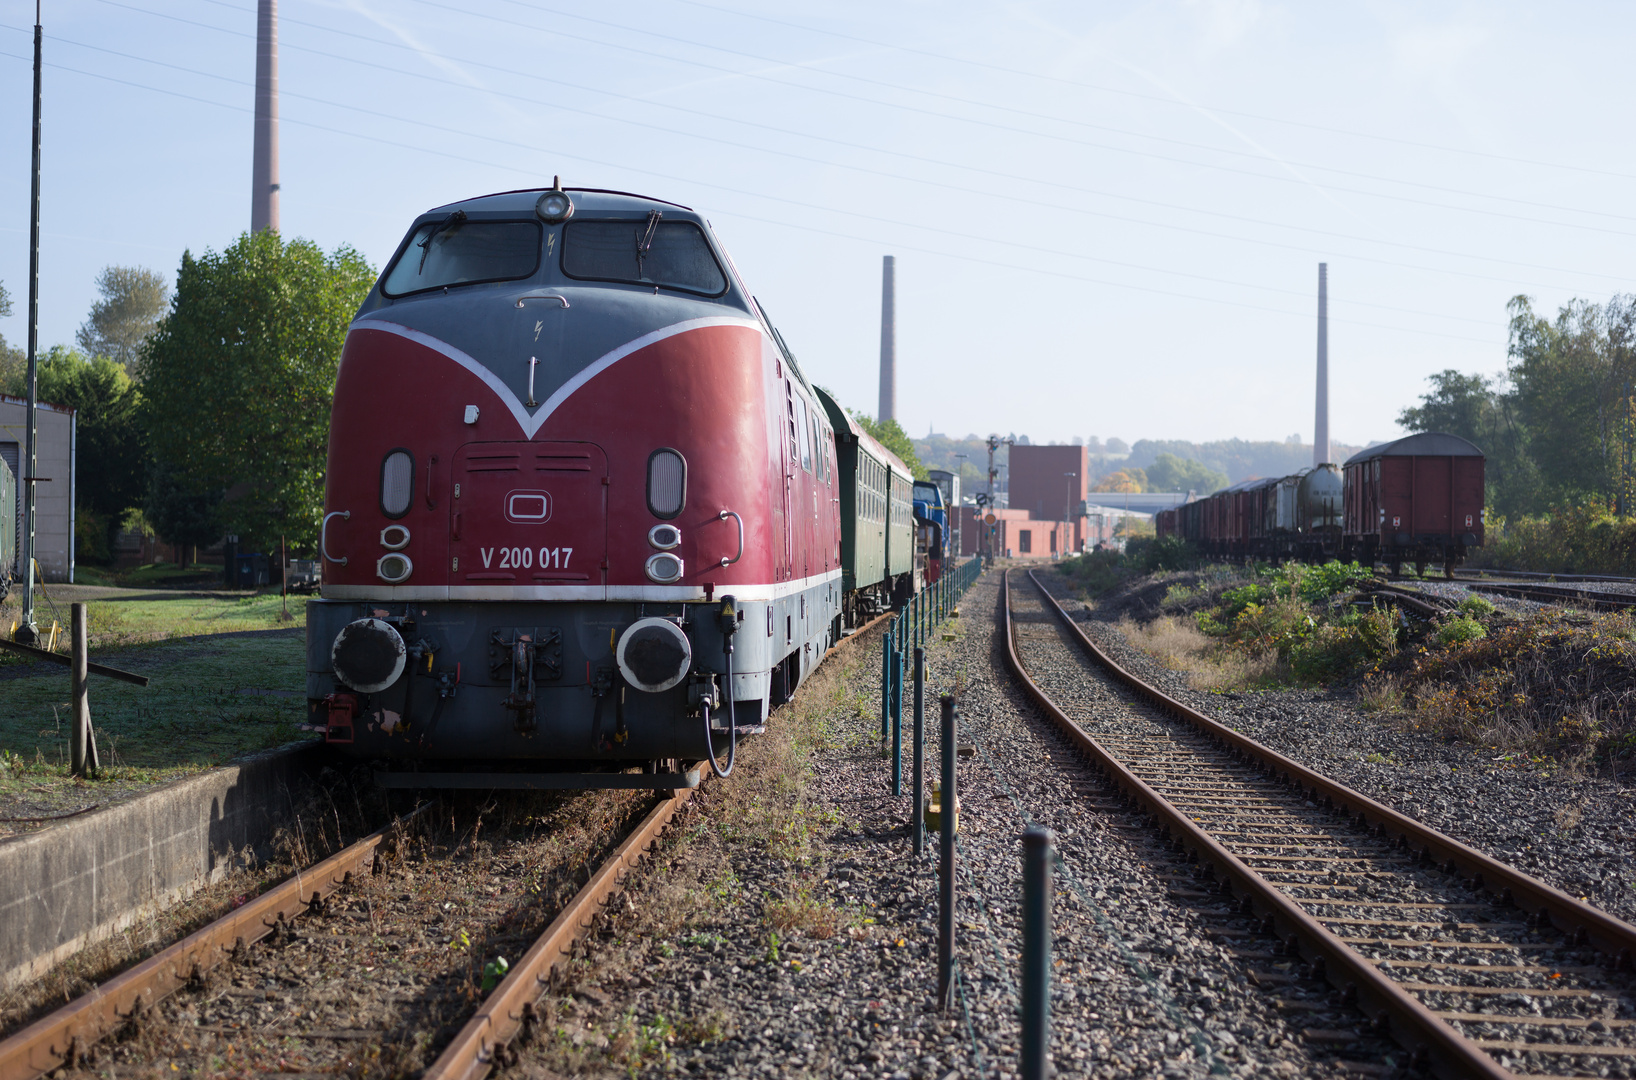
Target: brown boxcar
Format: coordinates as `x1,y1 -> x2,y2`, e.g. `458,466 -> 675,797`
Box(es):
1342,432 -> 1484,575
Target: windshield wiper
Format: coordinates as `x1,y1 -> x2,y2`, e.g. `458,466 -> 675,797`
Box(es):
417,210 -> 468,274
634,210 -> 662,277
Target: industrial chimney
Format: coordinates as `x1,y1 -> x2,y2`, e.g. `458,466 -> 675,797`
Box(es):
1314,262 -> 1329,466
251,0 -> 280,234
878,255 -> 895,424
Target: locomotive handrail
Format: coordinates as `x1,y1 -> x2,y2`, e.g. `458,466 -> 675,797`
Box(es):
718,509 -> 743,567
515,293 -> 569,308
321,510 -> 351,566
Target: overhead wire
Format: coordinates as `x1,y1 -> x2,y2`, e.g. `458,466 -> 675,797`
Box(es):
663,0 -> 1636,185
0,28 -> 1551,325
0,47 -> 1507,345
31,8 -> 1636,297
114,0 -> 1636,228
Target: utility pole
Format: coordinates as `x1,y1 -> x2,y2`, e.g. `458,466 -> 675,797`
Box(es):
878,255 -> 895,424
17,0 -> 44,644
984,435 -> 1013,562
1314,262 -> 1330,467
1064,471 -> 1076,553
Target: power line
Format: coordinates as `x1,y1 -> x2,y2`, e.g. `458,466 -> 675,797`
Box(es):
32,10 -> 1636,294
104,0 -> 1636,229
0,47 -> 1507,345
663,0 -> 1636,186
0,29 -> 1587,321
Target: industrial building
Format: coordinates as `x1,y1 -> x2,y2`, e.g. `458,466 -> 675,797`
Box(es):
0,395 -> 76,583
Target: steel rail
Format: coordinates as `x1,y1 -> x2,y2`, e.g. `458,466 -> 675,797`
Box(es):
425,600 -> 907,1079
1021,569 -> 1636,965
424,787 -> 693,1079
1462,580 -> 1636,611
0,807 -> 428,1080
1003,569 -> 1636,1079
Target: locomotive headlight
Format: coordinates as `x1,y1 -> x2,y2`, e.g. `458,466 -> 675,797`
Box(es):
645,551 -> 684,583
377,552 -> 413,583
536,179 -> 575,224
381,450 -> 414,517
648,523 -> 681,550
380,524 -> 410,550
616,617 -> 692,693
647,448 -> 686,518
332,617 -> 406,693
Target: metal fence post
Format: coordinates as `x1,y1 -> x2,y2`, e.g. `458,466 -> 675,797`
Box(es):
881,625 -> 893,748
892,650 -> 904,796
912,647 -> 925,857
937,693 -> 957,1009
1022,826 -> 1055,1080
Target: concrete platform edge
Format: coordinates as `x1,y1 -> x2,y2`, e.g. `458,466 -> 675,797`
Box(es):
0,740 -> 329,992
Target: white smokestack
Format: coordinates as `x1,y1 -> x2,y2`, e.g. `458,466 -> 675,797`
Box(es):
1314,262 -> 1329,466
251,0 -> 280,235
878,255 -> 895,424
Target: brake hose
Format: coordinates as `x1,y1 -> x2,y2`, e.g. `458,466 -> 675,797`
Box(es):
704,596 -> 739,778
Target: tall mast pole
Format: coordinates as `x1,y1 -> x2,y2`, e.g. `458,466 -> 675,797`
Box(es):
1314,262 -> 1330,467
878,255 -> 895,424
18,0 -> 44,643
251,0 -> 280,234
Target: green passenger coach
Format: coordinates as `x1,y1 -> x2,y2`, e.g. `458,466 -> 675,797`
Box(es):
816,387 -> 915,629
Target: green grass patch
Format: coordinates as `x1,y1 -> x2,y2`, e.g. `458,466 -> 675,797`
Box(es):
0,629 -> 312,822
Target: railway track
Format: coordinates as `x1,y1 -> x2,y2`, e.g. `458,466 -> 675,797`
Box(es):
0,791 -> 693,1080
1004,568 -> 1636,1080
0,603 -> 910,1080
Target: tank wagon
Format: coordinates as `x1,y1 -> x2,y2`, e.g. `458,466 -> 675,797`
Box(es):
1341,432 -> 1484,575
306,184 -> 925,786
1157,441 -> 1473,573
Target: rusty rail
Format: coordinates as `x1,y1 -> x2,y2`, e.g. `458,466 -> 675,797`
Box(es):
1003,569 -> 1636,1079
0,807 -> 427,1080
423,788 -> 695,1080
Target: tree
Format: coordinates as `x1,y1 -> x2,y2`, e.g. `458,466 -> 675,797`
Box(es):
0,280 -> 23,392
1505,294 -> 1636,513
140,231 -> 375,553
33,346 -> 148,560
1144,452 -> 1228,495
851,412 -> 928,479
77,266 -> 169,374
1092,467 -> 1146,493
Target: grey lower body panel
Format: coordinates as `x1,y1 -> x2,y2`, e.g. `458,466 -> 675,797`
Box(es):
306,585 -> 838,767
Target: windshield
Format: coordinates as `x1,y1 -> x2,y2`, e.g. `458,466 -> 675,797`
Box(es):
561,219 -> 728,296
381,218 -> 541,297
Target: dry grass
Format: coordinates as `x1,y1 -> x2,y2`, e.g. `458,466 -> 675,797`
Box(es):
1116,614 -> 1285,691
1390,608 -> 1636,766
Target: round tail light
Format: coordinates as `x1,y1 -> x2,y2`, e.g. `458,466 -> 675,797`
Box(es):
377,552 -> 413,583
645,552 -> 684,583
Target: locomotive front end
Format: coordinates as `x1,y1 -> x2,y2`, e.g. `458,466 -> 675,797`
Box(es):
306,186 -> 841,783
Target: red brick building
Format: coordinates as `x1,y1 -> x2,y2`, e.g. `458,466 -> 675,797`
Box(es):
1008,445 -> 1088,522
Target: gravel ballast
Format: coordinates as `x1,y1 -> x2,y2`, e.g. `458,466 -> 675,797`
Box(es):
509,571 -> 1389,1078
1041,568 -> 1636,928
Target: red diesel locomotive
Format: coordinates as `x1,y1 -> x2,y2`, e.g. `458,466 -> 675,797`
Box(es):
306,184 -> 850,787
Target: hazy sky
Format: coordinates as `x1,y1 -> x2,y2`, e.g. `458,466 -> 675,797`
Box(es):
2,1 -> 1633,449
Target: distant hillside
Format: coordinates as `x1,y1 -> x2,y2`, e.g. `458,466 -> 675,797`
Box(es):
909,432 -> 1374,500
1124,438 -> 1366,484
